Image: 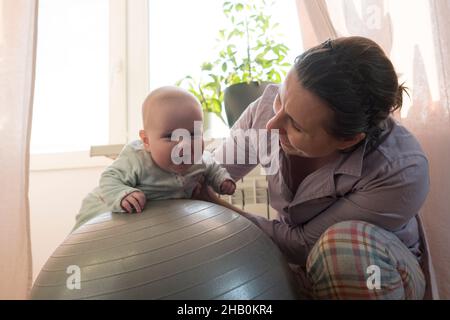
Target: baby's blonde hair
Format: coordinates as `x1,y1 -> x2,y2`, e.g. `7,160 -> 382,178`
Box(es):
142,86 -> 201,130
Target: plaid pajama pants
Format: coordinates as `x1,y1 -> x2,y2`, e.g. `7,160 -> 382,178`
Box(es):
291,220 -> 425,300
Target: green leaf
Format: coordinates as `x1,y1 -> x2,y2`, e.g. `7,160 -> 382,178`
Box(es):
204,82 -> 218,90
212,98 -> 222,113
201,63 -> 213,71
177,0 -> 291,119
219,29 -> 225,40
273,71 -> 282,83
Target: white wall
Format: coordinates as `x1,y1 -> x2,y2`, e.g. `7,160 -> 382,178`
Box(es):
29,166 -> 107,282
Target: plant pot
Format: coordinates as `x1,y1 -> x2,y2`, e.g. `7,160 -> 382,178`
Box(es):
224,81 -> 271,127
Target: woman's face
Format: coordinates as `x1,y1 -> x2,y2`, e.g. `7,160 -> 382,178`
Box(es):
266,68 -> 354,158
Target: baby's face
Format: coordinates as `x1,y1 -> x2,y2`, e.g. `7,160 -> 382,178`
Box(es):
141,97 -> 204,174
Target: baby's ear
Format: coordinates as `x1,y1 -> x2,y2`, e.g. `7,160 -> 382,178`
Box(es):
139,130 -> 150,146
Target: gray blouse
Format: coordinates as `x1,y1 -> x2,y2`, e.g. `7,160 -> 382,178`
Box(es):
214,85 -> 430,266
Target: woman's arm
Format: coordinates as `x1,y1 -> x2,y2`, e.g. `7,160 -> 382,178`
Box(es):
193,156 -> 430,267
212,85 -> 279,181
212,98 -> 261,181
192,177 -> 244,213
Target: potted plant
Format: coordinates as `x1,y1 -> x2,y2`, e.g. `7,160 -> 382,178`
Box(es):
178,0 -> 291,129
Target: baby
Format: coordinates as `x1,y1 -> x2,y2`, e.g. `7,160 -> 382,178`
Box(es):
74,86 -> 235,230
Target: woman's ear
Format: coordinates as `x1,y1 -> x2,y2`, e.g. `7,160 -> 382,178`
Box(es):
139,130 -> 150,147
337,132 -> 366,150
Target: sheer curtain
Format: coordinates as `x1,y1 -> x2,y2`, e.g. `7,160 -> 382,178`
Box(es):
0,0 -> 38,299
296,0 -> 449,299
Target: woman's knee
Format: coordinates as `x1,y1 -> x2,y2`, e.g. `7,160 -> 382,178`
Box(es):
306,220 -> 425,299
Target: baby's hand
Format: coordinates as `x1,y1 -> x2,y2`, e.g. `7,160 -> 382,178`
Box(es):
220,179 -> 236,195
121,191 -> 146,213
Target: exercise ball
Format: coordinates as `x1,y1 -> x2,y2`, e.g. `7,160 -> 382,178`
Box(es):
31,200 -> 299,300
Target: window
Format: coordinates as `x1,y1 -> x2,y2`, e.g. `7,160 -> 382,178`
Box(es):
30,0 -> 144,170
148,0 -> 303,137
30,0 -> 302,168
32,0 -> 110,154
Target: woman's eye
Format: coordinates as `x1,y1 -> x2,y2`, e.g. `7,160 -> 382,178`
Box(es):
291,120 -> 302,132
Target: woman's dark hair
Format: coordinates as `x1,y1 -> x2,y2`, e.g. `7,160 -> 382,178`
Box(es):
294,36 -> 406,151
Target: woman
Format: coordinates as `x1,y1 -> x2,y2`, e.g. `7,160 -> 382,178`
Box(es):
194,36 -> 431,299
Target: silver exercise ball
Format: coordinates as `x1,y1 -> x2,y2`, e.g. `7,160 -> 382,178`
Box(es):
31,200 -> 299,300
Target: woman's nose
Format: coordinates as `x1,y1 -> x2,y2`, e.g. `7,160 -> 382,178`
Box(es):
266,111 -> 287,135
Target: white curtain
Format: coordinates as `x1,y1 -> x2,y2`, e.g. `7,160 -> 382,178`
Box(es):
0,0 -> 38,299
296,0 -> 449,299
295,0 -> 337,49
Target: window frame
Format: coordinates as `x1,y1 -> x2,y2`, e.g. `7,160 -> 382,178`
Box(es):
30,0 -> 149,171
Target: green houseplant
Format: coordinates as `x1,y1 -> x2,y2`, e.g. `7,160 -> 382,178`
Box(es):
178,0 -> 291,128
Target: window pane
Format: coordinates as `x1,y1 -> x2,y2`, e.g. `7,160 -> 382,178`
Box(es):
148,0 -> 303,138
31,0 -> 109,154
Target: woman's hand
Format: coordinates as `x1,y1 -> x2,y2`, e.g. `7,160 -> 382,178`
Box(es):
191,175 -> 248,216
191,175 -> 222,204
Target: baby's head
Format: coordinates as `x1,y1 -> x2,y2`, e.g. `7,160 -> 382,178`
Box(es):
139,86 -> 204,174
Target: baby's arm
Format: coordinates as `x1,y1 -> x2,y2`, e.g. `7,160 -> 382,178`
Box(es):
99,146 -> 145,212
202,151 -> 236,195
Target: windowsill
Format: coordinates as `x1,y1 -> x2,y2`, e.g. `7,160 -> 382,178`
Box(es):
29,138 -> 229,172
90,144 -> 125,160
88,138 -> 227,161
30,150 -> 113,172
